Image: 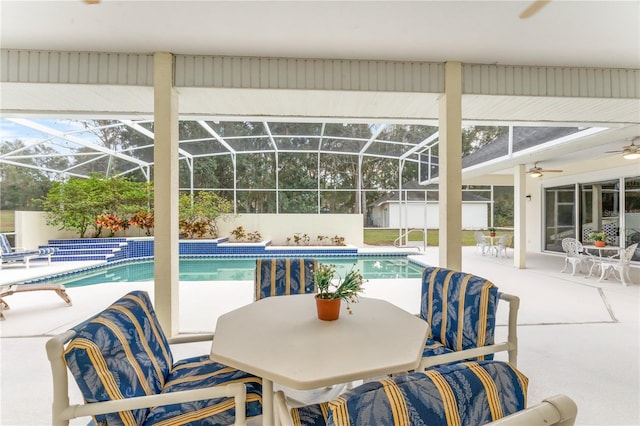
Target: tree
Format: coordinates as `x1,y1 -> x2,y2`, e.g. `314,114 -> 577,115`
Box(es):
462,126 -> 508,156
41,174 -> 152,238
0,140 -> 64,210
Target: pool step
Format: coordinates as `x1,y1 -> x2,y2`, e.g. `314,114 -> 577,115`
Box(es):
46,238 -> 128,262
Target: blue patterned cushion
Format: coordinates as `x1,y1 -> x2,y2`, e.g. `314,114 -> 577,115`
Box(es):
420,266 -> 499,360
325,361 -> 528,426
291,402 -> 331,426
255,258 -> 318,300
144,355 -> 262,425
64,291 -> 175,425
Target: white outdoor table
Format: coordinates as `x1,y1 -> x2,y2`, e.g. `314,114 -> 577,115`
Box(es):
583,244 -> 620,277
483,235 -> 499,256
210,293 -> 429,426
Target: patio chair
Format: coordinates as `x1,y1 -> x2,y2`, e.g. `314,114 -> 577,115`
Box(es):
560,238 -> 595,276
0,283 -> 72,320
0,233 -> 56,269
275,360 -> 530,426
418,266 -> 519,370
492,234 -> 511,258
474,231 -> 490,255
255,258 -> 318,300
46,290 -> 262,426
598,243 -> 638,286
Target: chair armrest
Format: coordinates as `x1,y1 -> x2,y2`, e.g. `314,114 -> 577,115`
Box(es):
488,394 -> 577,426
419,342 -> 513,370
167,333 -> 215,345
60,383 -> 247,425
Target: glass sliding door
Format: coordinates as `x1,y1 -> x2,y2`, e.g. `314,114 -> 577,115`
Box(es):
544,185 -> 576,252
624,177 -> 640,261
580,180 -> 620,246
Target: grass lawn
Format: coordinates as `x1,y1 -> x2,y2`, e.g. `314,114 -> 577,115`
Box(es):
0,210 -> 14,233
364,228 -> 494,247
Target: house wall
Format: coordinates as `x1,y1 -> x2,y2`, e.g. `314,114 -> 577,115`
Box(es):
374,202 -> 488,229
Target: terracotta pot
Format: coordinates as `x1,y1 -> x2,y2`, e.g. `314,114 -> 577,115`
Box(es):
315,295 -> 341,321
594,240 -> 606,247
490,232 -> 496,237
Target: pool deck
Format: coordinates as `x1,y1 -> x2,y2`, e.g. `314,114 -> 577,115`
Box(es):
1,246 -> 639,425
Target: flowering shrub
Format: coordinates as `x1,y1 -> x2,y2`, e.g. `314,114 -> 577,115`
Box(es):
95,214 -> 129,237
129,210 -> 154,236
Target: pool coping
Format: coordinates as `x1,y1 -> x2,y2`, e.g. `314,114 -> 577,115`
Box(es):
19,250 -> 428,286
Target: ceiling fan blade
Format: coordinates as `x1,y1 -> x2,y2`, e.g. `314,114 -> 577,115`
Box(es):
604,150 -> 622,153
542,169 -> 563,173
519,0 -> 551,19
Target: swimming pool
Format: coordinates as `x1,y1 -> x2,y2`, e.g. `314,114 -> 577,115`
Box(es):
32,256 -> 426,288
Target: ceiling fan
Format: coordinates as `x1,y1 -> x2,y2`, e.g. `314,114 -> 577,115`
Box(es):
605,137 -> 640,160
528,162 -> 563,178
519,0 -> 551,19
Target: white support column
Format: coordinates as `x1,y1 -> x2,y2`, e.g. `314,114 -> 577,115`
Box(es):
153,52 -> 180,337
438,61 -> 462,271
514,164 -> 527,268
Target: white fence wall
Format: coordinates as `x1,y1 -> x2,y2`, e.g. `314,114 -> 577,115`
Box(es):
14,211 -> 363,248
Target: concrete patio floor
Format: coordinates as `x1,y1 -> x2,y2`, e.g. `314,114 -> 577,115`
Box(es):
1,247 -> 638,425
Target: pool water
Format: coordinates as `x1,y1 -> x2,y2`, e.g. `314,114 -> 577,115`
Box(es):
43,256 -> 425,288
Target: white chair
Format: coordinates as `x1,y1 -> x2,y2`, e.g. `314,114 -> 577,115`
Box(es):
560,238 -> 594,276
475,231 -> 490,255
492,234 -> 511,258
598,243 -> 638,286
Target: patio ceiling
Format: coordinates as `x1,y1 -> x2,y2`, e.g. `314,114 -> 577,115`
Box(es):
1,1 -> 639,179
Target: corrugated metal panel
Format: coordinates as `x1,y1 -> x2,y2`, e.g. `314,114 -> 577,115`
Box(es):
174,55 -> 445,93
462,64 -> 640,99
0,50 -> 154,85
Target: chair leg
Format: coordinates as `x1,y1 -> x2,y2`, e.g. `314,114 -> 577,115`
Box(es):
560,259 -> 569,273
622,267 -> 633,286
55,288 -> 73,305
571,261 -> 578,276
599,265 -> 610,282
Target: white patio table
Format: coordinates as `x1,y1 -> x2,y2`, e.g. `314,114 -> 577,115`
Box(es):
583,244 -> 620,277
210,293 -> 429,426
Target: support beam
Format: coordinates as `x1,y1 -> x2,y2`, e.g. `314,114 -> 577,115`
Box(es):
153,52 -> 180,337
438,61 -> 462,271
514,164 -> 527,268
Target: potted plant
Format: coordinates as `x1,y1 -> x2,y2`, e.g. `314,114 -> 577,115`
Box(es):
314,263 -> 366,320
488,227 -> 496,237
588,231 -> 607,247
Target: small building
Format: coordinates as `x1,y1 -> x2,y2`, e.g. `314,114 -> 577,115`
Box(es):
369,181 -> 491,229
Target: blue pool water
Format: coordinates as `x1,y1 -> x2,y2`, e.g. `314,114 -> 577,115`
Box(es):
37,256 -> 425,288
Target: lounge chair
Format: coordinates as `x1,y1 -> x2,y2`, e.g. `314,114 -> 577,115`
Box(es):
0,233 -> 56,269
0,283 -> 72,320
